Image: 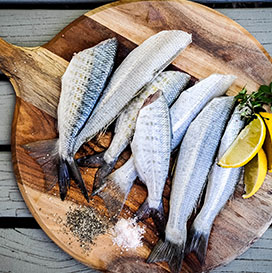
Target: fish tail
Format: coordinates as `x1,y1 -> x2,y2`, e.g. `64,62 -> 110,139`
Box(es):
92,159 -> 117,195
135,199 -> 165,237
94,175 -> 131,219
187,226 -> 209,265
23,139 -> 59,192
147,239 -> 185,273
58,157 -> 70,201
66,158 -> 89,202
76,151 -> 106,167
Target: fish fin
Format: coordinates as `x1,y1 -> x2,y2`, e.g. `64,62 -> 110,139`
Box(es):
147,239 -> 185,273
187,226 -> 209,265
92,160 -> 117,194
135,199 -> 165,238
76,151 -> 106,167
67,158 -> 89,202
94,176 -> 131,219
58,157 -> 70,201
23,139 -> 59,191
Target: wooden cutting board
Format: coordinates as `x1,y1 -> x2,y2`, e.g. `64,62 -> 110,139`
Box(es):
1,0 -> 272,272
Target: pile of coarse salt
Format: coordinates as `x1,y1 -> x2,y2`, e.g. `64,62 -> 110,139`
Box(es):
111,218 -> 145,251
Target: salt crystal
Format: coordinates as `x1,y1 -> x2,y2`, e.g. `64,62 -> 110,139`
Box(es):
111,218 -> 145,251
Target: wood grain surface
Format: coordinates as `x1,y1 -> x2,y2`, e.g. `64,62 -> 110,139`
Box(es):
0,1 -> 272,272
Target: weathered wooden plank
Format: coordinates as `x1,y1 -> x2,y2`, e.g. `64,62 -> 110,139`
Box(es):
0,227 -> 271,273
218,8 -> 272,55
0,10 -> 88,47
0,152 -> 31,217
0,81 -> 15,145
0,228 -> 99,273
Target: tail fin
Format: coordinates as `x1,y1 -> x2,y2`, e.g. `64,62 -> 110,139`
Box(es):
76,151 -> 106,167
92,160 -> 117,195
135,199 -> 165,237
67,158 -> 89,202
187,226 -> 209,265
94,175 -> 132,219
58,157 -> 70,200
147,239 -> 185,273
23,139 -> 59,191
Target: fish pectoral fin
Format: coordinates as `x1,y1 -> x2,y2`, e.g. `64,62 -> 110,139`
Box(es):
147,239 -> 185,273
76,151 -> 106,168
187,226 -> 209,265
67,158 -> 89,202
22,138 -> 59,192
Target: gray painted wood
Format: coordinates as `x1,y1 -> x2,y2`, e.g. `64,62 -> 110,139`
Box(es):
0,228 -> 99,273
0,227 -> 271,273
0,82 -> 15,145
0,152 -> 31,217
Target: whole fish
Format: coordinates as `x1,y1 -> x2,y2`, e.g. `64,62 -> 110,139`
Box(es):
187,107 -> 244,264
72,30 -> 192,155
95,74 -> 236,216
147,96 -> 234,273
77,71 -> 190,193
23,38 -> 118,201
131,91 -> 171,236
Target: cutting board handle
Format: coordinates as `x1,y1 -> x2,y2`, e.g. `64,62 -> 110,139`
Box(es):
0,37 -> 68,118
0,38 -> 21,81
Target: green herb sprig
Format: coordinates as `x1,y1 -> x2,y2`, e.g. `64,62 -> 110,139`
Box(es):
235,82 -> 272,123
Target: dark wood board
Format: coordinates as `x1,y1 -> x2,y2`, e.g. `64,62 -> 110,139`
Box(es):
0,0 -> 272,272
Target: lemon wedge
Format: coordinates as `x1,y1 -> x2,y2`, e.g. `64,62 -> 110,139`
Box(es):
243,148 -> 267,199
260,112 -> 272,172
218,114 -> 266,168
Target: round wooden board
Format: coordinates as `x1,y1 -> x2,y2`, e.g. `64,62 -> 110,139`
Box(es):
0,0 -> 271,272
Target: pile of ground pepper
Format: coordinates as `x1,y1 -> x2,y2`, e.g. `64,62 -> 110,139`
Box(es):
65,206 -> 109,249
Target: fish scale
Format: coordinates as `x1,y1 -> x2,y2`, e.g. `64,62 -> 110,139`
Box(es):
131,91 -> 171,235
94,74 -> 236,217
24,38 -> 118,201
147,96 -> 235,273
58,38 -> 118,158
187,106 -> 245,265
103,71 -> 190,165
76,71 -> 190,193
132,92 -> 171,206
73,30 -> 192,155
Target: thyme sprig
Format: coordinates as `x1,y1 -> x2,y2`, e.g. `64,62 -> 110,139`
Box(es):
235,82 -> 272,123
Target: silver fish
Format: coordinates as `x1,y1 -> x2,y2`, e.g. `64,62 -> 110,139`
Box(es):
147,96 -> 234,273
187,107 -> 244,264
72,30 -> 192,155
96,74 -> 236,215
77,71 -> 190,192
23,38 -> 118,201
131,91 -> 171,235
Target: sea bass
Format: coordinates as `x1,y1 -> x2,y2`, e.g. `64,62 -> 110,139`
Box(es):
95,74 -> 236,216
131,91 -> 171,235
23,38 -> 118,201
147,96 -> 234,273
72,30 -> 192,155
187,107 -> 244,264
77,71 -> 190,192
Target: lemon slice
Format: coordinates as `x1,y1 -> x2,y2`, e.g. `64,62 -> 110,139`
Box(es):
260,112 -> 272,172
243,148 -> 267,199
218,114 -> 266,168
